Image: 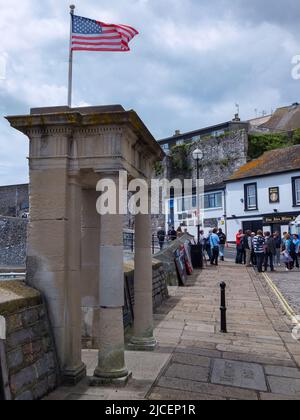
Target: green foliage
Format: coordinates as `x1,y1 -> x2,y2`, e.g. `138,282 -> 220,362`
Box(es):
154,161 -> 164,177
248,131 -> 300,159
169,143 -> 192,173
293,129 -> 300,144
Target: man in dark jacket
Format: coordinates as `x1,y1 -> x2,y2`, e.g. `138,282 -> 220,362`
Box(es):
168,226 -> 177,241
253,230 -> 265,273
157,228 -> 166,251
217,228 -> 227,262
264,232 -> 276,272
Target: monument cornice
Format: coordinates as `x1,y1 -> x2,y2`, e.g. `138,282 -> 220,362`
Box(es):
6,107 -> 164,161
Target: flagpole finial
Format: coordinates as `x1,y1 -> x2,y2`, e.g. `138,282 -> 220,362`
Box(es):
70,5 -> 75,14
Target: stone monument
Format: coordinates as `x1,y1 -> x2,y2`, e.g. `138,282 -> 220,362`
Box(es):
6,105 -> 163,385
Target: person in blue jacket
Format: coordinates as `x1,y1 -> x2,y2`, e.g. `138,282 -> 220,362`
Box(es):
210,228 -> 220,266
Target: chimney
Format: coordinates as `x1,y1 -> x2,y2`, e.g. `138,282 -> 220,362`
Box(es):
232,113 -> 241,122
174,130 -> 181,136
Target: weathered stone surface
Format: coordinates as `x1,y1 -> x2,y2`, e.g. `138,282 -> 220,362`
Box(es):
259,392 -> 299,400
0,216 -> 27,266
0,281 -> 41,315
157,376 -> 258,400
10,366 -> 36,395
15,391 -> 34,401
150,387 -> 226,400
22,307 -> 41,327
165,363 -> 210,382
171,353 -> 211,368
6,313 -> 23,333
211,359 -> 267,392
264,366 -> 300,379
7,348 -> 24,371
267,376 -> 300,396
0,284 -> 59,401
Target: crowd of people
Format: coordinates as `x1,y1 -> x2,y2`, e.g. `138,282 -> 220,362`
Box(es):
199,228 -> 227,266
157,226 -> 189,250
235,229 -> 300,273
157,225 -> 300,273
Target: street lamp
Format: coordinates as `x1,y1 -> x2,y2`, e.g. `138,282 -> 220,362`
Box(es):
192,148 -> 204,244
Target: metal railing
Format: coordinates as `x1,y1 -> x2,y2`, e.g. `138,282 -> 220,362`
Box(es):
123,231 -> 172,255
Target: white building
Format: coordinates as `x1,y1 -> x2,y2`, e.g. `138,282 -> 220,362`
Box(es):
164,145 -> 300,241
225,145 -> 300,242
165,183 -> 226,237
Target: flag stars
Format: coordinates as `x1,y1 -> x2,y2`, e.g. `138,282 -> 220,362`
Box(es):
72,15 -> 102,34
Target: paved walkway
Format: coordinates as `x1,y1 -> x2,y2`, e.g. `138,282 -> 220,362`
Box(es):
46,263 -> 300,400
265,268 -> 300,315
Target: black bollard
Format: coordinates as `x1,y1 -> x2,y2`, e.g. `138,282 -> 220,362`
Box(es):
220,282 -> 227,333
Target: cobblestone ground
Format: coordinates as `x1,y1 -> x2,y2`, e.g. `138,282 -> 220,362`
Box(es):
46,263 -> 300,400
149,263 -> 300,400
265,267 -> 300,315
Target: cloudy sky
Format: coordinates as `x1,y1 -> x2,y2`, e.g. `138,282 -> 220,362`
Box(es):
0,0 -> 299,185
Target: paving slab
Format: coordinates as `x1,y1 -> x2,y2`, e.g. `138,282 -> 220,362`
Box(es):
165,363 -> 210,383
150,387 -> 226,401
157,376 -> 258,400
267,376 -> 300,396
211,359 -> 267,392
171,353 -> 211,368
264,366 -> 300,379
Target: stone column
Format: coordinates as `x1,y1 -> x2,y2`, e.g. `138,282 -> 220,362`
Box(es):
130,213 -> 157,350
91,174 -> 130,385
81,190 -> 101,349
63,174 -> 86,384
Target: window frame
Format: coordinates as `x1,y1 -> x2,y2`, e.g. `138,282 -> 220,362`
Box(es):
292,177 -> 300,207
244,182 -> 258,211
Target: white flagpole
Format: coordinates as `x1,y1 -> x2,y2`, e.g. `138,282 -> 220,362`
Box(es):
68,5 -> 75,107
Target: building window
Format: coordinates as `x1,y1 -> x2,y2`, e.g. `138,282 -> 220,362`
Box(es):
176,139 -> 184,146
244,183 -> 258,211
214,130 -> 225,137
292,177 -> 300,206
161,143 -> 169,151
204,192 -> 222,209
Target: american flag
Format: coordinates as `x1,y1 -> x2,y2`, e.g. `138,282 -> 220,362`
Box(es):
71,15 -> 139,52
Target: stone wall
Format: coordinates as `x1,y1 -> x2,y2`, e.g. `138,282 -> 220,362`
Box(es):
167,130 -> 248,185
0,217 -> 27,267
0,281 -> 59,400
0,184 -> 29,217
81,259 -> 169,349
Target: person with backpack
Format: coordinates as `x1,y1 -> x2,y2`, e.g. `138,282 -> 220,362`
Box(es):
273,231 -> 282,267
282,233 -> 294,271
253,230 -> 265,273
217,228 -> 227,262
292,234 -> 300,269
264,232 -> 276,272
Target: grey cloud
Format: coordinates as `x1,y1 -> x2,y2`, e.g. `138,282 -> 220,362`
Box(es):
0,0 -> 299,184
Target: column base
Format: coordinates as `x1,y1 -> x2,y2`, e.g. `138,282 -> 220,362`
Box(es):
128,336 -> 157,352
89,371 -> 132,388
62,363 -> 87,385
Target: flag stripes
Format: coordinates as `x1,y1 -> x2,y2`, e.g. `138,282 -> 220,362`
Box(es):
71,15 -> 138,52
